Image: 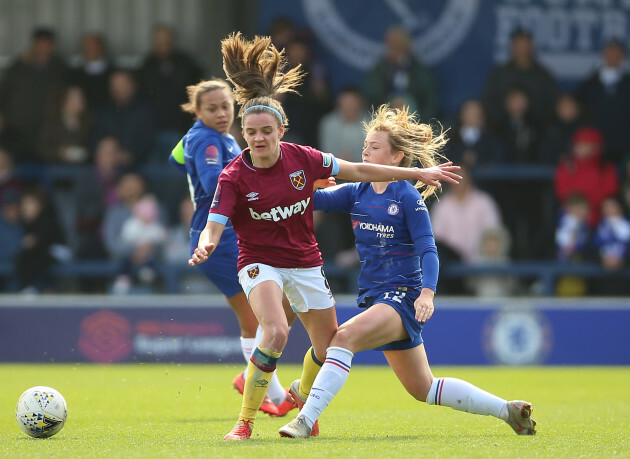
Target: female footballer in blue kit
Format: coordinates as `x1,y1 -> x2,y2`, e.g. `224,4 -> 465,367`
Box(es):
279,105 -> 536,438
188,33 -> 462,441
168,78 -> 296,416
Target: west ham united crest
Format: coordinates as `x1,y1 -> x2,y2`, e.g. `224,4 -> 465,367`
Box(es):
289,170 -> 306,190
247,265 -> 260,279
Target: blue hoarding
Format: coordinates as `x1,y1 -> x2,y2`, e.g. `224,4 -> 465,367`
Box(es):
0,296 -> 628,365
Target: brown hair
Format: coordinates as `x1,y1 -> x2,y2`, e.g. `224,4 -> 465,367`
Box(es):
364,104 -> 449,199
221,32 -> 304,127
180,78 -> 232,114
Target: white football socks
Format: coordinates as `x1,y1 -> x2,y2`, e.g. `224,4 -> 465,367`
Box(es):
243,325 -> 288,404
427,377 -> 508,420
300,346 -> 354,428
240,336 -> 255,365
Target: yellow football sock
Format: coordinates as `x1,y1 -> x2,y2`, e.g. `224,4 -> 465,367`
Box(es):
239,346 -> 282,422
298,346 -> 324,400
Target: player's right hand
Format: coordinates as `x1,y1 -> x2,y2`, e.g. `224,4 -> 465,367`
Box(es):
188,243 -> 215,266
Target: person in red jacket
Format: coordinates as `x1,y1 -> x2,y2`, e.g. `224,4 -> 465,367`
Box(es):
554,127 -> 620,227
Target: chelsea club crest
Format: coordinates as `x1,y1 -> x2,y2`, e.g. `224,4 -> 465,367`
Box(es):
302,1 -> 480,68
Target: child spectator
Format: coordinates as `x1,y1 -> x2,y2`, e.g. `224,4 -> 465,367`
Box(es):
555,193 -> 592,296
555,192 -> 591,263
112,194 -> 167,294
554,127 -> 620,227
466,226 -> 521,297
14,187 -> 69,293
593,197 -> 630,271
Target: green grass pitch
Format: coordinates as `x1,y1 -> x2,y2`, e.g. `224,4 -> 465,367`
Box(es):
1,364 -> 629,457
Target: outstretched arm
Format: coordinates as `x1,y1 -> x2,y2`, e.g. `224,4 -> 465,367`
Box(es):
335,159 -> 461,188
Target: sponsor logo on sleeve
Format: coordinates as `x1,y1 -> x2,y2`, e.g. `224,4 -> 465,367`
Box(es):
205,145 -> 219,165
322,152 -> 332,168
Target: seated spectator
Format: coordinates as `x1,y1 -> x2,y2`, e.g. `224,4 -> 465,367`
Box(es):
103,172 -> 151,261
136,24 -> 203,153
112,194 -> 167,294
554,127 -> 620,227
14,186 -> 69,293
465,226 -> 521,297
555,193 -> 591,263
39,85 -> 92,164
362,25 -> 438,121
576,38 -> 630,165
74,136 -> 128,261
161,196 -> 210,293
0,27 -> 68,162
0,147 -> 21,203
68,33 -> 116,109
278,36 -> 331,145
494,86 -> 541,164
538,92 -> 585,165
430,167 -> 503,264
443,99 -> 504,168
554,193 -> 592,296
594,196 -> 630,270
0,188 -> 22,262
318,86 -> 368,162
482,27 -> 558,132
91,70 -> 155,165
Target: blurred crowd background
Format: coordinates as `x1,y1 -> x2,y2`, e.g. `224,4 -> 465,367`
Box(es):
0,0 -> 629,297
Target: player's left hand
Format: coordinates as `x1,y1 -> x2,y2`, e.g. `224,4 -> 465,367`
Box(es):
414,288 -> 435,323
313,177 -> 336,190
416,162 -> 461,189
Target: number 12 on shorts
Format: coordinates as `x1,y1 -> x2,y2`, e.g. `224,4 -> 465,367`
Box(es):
383,291 -> 406,303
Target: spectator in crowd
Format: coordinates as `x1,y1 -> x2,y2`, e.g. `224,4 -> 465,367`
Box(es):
0,147 -> 21,203
39,85 -> 92,164
594,196 -> 630,269
136,24 -> 203,152
161,196 -> 209,293
494,86 -> 541,164
277,36 -> 331,145
74,136 -> 129,261
103,172 -> 154,262
555,193 -> 591,263
112,194 -> 167,294
68,33 -> 116,109
482,28 -> 558,132
318,86 -> 368,162
591,196 -> 630,295
576,39 -> 630,165
268,16 -> 296,51
362,25 -> 438,121
0,188 -> 22,266
554,193 -> 592,296
0,27 -> 68,162
538,92 -> 586,165
14,186 -> 68,293
430,167 -> 503,264
554,127 -> 620,227
91,70 -> 155,165
465,226 -> 521,298
443,99 -> 504,168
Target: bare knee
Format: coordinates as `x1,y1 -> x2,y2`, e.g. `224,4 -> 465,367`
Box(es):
407,376 -> 434,402
329,324 -> 358,352
260,322 -> 289,352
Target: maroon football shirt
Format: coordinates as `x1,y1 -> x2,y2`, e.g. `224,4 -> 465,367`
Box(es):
210,142 -> 337,271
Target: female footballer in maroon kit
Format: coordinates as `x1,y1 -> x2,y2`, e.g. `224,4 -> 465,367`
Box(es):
188,32 -> 461,440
